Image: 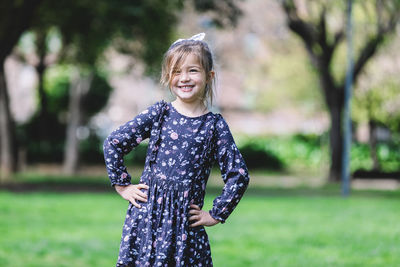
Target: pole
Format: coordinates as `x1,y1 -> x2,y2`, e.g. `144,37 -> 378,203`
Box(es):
342,0 -> 353,197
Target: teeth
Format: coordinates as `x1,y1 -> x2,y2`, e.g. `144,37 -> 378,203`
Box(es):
179,86 -> 193,91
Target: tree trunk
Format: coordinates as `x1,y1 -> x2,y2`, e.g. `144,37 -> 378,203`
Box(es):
323,84 -> 344,183
327,101 -> 343,182
0,0 -> 43,181
34,29 -> 52,149
0,64 -> 16,182
62,70 -> 93,174
369,120 -> 380,171
35,30 -> 49,122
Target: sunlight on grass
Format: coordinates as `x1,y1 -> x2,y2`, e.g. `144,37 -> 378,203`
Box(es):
1,191 -> 399,266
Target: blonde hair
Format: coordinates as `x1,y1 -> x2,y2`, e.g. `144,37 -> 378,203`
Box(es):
161,39 -> 216,107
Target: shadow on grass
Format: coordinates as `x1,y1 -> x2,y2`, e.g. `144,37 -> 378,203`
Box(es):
223,185 -> 400,199
1,172 -> 400,199
1,173 -> 113,193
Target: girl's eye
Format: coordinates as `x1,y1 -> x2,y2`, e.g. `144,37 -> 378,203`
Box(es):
190,69 -> 198,73
173,70 -> 181,75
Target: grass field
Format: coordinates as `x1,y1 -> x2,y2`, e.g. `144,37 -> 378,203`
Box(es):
1,188 -> 400,267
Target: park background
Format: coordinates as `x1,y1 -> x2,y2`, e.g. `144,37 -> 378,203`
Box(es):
1,0 -> 400,266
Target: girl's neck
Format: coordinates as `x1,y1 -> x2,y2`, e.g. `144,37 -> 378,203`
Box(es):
171,99 -> 209,117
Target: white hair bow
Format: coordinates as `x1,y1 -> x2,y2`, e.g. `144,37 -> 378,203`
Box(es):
172,33 -> 206,46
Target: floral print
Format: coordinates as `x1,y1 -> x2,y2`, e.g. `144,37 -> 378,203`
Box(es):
104,100 -> 249,266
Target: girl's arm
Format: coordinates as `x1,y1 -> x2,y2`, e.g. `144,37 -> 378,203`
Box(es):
103,100 -> 165,186
209,115 -> 250,223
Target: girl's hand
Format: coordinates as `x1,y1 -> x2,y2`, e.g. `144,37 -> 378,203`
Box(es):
114,184 -> 149,208
188,204 -> 220,227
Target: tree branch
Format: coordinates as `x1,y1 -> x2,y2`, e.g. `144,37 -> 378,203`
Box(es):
0,0 -> 43,62
332,30 -> 345,49
353,10 -> 399,85
317,6 -> 327,52
281,0 -> 317,54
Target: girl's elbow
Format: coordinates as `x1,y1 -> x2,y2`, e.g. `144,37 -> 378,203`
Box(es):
103,136 -> 113,150
103,135 -> 120,153
104,133 -> 120,147
240,174 -> 249,188
103,137 -> 109,147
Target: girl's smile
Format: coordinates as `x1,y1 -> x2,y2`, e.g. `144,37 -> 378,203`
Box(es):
178,85 -> 195,92
170,54 -> 208,105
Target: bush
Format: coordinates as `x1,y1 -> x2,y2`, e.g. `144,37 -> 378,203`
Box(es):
123,143 -> 149,165
80,135 -> 149,165
18,67 -> 112,165
351,140 -> 400,172
79,131 -> 105,164
240,142 -> 284,170
237,133 -> 329,173
350,143 -> 373,172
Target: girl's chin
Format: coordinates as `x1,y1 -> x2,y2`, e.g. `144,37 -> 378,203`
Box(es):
174,90 -> 195,96
172,88 -> 203,101
174,95 -> 200,103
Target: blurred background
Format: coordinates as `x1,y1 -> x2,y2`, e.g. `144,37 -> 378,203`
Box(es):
1,0 -> 400,266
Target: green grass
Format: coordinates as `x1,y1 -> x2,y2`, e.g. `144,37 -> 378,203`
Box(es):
1,190 -> 400,266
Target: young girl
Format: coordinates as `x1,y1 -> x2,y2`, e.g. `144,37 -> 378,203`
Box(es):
104,33 -> 249,267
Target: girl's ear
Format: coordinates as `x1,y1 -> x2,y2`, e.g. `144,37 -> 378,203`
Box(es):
208,71 -> 215,81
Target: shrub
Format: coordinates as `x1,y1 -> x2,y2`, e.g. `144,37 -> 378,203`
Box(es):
124,143 -> 149,165
239,142 -> 285,170
236,133 -> 329,173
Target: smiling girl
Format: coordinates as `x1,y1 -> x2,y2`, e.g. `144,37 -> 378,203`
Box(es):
104,33 -> 249,266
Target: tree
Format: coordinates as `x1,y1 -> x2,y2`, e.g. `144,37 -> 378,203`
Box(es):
353,75 -> 400,170
15,0 -> 187,174
0,0 -> 43,181
40,0 -> 241,174
280,0 -> 400,181
1,0 -> 242,177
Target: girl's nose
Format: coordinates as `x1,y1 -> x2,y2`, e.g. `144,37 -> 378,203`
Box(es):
180,71 -> 190,82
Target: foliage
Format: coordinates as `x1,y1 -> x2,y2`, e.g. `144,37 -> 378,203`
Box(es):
18,67 -> 112,163
238,133 -> 400,174
350,143 -> 372,172
17,114 -> 66,163
1,191 -> 400,266
127,143 -> 149,166
353,73 -> 400,132
192,0 -> 242,28
2,0 -> 244,177
239,142 -> 284,170
255,45 -> 323,114
351,140 -> 400,172
376,141 -> 400,171
281,0 -> 400,181
238,134 -> 329,174
79,132 -> 107,164
42,64 -> 113,120
43,66 -> 70,115
81,71 -> 112,119
30,0 -> 242,75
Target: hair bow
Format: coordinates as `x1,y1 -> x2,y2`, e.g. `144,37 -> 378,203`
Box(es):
172,33 -> 206,46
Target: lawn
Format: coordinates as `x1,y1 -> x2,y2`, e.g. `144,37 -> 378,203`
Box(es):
1,188 -> 400,266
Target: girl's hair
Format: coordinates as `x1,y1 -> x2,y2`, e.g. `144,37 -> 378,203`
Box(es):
161,39 -> 216,107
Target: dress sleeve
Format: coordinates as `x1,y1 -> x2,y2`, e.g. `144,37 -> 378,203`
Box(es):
103,100 -> 165,186
209,115 -> 250,223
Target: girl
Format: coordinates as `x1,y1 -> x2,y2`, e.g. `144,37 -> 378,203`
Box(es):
104,33 -> 249,267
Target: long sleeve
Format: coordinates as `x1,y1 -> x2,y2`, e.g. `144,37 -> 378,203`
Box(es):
209,115 -> 250,223
103,100 -> 165,186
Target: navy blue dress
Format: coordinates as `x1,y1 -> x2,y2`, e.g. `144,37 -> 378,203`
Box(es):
104,100 -> 249,266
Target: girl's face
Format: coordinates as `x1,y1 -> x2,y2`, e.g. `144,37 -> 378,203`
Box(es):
170,53 -> 210,106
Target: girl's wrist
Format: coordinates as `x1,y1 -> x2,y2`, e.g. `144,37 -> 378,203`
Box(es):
114,185 -> 128,194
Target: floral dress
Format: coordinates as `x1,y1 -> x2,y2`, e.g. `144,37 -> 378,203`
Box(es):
104,100 -> 249,267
